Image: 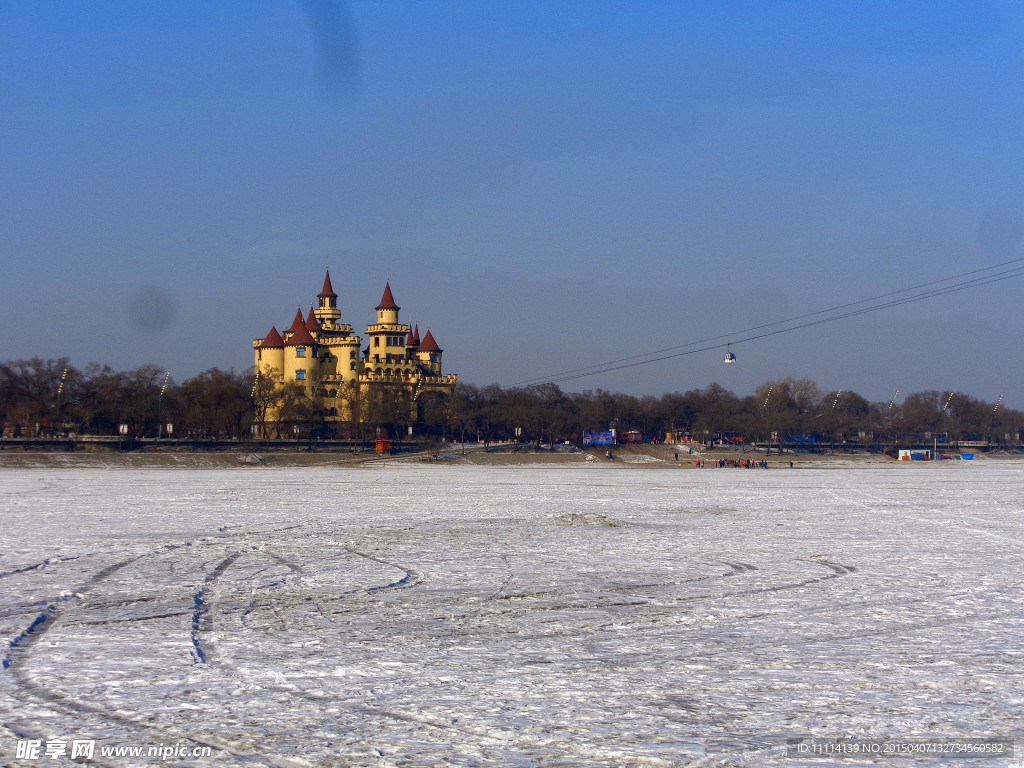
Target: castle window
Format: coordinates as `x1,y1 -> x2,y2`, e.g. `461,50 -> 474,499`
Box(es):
374,337 -> 380,347
296,347 -> 306,358
350,351 -> 356,359
296,370 -> 306,380
350,362 -> 356,370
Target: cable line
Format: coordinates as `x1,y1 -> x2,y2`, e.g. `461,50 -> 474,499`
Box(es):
509,257 -> 1024,389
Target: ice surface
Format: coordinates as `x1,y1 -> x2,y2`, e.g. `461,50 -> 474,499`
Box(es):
1,463 -> 1022,766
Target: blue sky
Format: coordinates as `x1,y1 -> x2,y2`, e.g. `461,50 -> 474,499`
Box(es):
2,1 -> 1022,405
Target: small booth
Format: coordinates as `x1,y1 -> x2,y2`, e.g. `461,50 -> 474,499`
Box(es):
898,449 -> 932,461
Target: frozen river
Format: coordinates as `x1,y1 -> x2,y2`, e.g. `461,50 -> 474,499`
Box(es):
1,462 -> 1022,767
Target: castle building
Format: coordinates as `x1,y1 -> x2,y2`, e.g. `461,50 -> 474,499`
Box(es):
253,271 -> 457,429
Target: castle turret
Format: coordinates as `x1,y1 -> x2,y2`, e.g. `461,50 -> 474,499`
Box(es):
315,269 -> 341,326
417,330 -> 443,375
283,308 -> 318,383
375,283 -> 400,325
305,307 -> 320,333
254,325 -> 286,377
363,283 -> 411,372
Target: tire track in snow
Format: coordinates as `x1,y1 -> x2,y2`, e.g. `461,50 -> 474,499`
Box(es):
2,542 -> 309,767
343,546 -> 425,593
0,551 -> 256,767
0,555 -> 81,581
203,542 -> 675,765
237,544 -> 417,629
3,556 -> 141,671
488,558 -> 853,618
191,551 -> 243,664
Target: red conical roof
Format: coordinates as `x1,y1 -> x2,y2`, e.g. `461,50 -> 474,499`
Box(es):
406,330 -> 415,346
318,269 -> 337,298
413,324 -> 421,345
305,307 -> 319,332
285,308 -> 317,345
286,324 -> 317,346
261,325 -> 284,348
376,282 -> 400,311
419,330 -> 441,352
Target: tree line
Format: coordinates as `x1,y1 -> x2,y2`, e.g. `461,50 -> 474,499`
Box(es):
2,357 -> 1021,446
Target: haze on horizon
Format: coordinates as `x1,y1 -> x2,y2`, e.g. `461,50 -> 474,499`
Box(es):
1,2 -> 1022,407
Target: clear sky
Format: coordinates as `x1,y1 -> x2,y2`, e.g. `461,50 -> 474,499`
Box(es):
2,1 -> 1022,406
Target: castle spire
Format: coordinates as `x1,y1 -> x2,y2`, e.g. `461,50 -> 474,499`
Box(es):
376,282 -> 399,311
316,269 -> 341,325
318,269 -> 337,299
285,308 -> 316,346
374,282 -> 400,325
305,307 -> 319,332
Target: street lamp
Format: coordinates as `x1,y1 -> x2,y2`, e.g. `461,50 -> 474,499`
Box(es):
157,372 -> 170,441
55,368 -> 68,437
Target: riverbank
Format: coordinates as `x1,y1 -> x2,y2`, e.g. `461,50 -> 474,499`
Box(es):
1,441 -> 1013,469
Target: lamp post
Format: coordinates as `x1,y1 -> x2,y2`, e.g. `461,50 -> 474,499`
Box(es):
886,389 -> 900,447
157,372 -> 170,441
55,368 -> 68,437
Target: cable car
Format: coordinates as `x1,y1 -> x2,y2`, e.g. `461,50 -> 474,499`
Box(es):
723,344 -> 736,364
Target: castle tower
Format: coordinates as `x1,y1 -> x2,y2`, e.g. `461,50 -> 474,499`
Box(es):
364,283 -> 411,371
283,308 -> 318,383
417,330 -> 444,375
315,269 -> 341,327
375,282 -> 399,325
254,325 -> 285,377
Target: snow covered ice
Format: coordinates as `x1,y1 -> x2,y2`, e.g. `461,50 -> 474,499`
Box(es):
1,462 -> 1022,766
